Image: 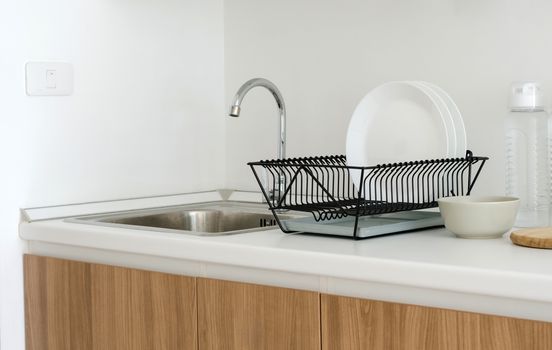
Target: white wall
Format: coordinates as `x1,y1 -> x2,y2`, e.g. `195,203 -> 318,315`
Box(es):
3,0 -> 552,348
224,0 -> 552,194
0,0 -> 224,348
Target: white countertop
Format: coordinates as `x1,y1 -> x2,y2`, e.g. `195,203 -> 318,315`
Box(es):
19,191 -> 552,323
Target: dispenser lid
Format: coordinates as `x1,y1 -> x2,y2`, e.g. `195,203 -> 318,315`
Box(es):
509,81 -> 545,110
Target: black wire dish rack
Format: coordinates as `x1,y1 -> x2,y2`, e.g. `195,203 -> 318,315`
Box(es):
248,150 -> 488,239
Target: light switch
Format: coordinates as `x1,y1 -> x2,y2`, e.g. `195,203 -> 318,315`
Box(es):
26,62 -> 73,96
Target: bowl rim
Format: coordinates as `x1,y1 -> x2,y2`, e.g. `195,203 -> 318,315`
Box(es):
437,195 -> 519,205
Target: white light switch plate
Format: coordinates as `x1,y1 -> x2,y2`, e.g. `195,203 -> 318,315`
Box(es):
25,62 -> 73,96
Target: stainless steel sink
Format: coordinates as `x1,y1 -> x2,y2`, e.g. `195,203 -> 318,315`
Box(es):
102,210 -> 282,233
68,201 -> 300,236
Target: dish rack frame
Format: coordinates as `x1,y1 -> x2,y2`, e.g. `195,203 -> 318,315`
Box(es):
248,150 -> 488,239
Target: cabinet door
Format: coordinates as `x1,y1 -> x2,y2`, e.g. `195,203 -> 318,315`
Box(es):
197,278 -> 320,350
24,255 -> 197,350
321,294 -> 552,350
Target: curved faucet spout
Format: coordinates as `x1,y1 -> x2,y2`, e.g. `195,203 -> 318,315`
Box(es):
228,78 -> 286,160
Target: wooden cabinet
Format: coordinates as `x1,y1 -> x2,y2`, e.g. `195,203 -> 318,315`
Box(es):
24,256 -> 320,350
197,278 -> 320,350
24,255 -> 197,350
321,294 -> 552,350
24,254 -> 552,350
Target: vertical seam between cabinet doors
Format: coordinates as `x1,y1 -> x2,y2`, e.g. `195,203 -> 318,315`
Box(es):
319,293 -> 322,350
195,277 -> 199,350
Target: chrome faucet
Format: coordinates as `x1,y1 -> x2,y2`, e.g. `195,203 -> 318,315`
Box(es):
229,78 -> 286,159
229,78 -> 286,203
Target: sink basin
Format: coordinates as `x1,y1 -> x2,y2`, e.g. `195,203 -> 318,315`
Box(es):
102,210 -> 281,233
68,201 -> 300,236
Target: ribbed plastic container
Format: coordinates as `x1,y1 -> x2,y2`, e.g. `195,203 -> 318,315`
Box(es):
505,81 -> 550,227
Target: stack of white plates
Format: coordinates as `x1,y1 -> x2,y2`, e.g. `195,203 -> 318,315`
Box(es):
346,81 -> 466,171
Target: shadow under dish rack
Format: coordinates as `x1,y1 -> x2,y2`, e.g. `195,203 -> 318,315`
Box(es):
248,150 -> 488,239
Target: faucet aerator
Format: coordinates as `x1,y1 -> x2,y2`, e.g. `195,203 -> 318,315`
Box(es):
229,105 -> 241,117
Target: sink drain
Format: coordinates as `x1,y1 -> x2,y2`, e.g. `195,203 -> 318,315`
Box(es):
259,218 -> 277,227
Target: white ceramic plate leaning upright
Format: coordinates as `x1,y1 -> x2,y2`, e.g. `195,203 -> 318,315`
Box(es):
417,81 -> 467,156
345,81 -> 468,196
406,81 -> 458,155
346,81 -> 452,166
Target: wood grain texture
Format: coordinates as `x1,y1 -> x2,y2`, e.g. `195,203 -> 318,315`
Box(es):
25,254 -> 92,350
510,228 -> 552,249
24,255 -> 197,350
197,278 -> 320,350
321,294 -> 552,350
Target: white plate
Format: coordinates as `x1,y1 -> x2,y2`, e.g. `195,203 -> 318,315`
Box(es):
406,81 -> 458,156
418,81 -> 467,156
346,81 -> 454,171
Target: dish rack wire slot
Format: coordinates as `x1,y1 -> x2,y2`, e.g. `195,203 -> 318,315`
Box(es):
248,150 -> 488,239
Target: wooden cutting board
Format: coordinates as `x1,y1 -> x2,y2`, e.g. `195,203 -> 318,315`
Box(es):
510,228 -> 552,249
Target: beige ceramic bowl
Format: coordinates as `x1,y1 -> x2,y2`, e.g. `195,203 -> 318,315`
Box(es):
437,196 -> 520,239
